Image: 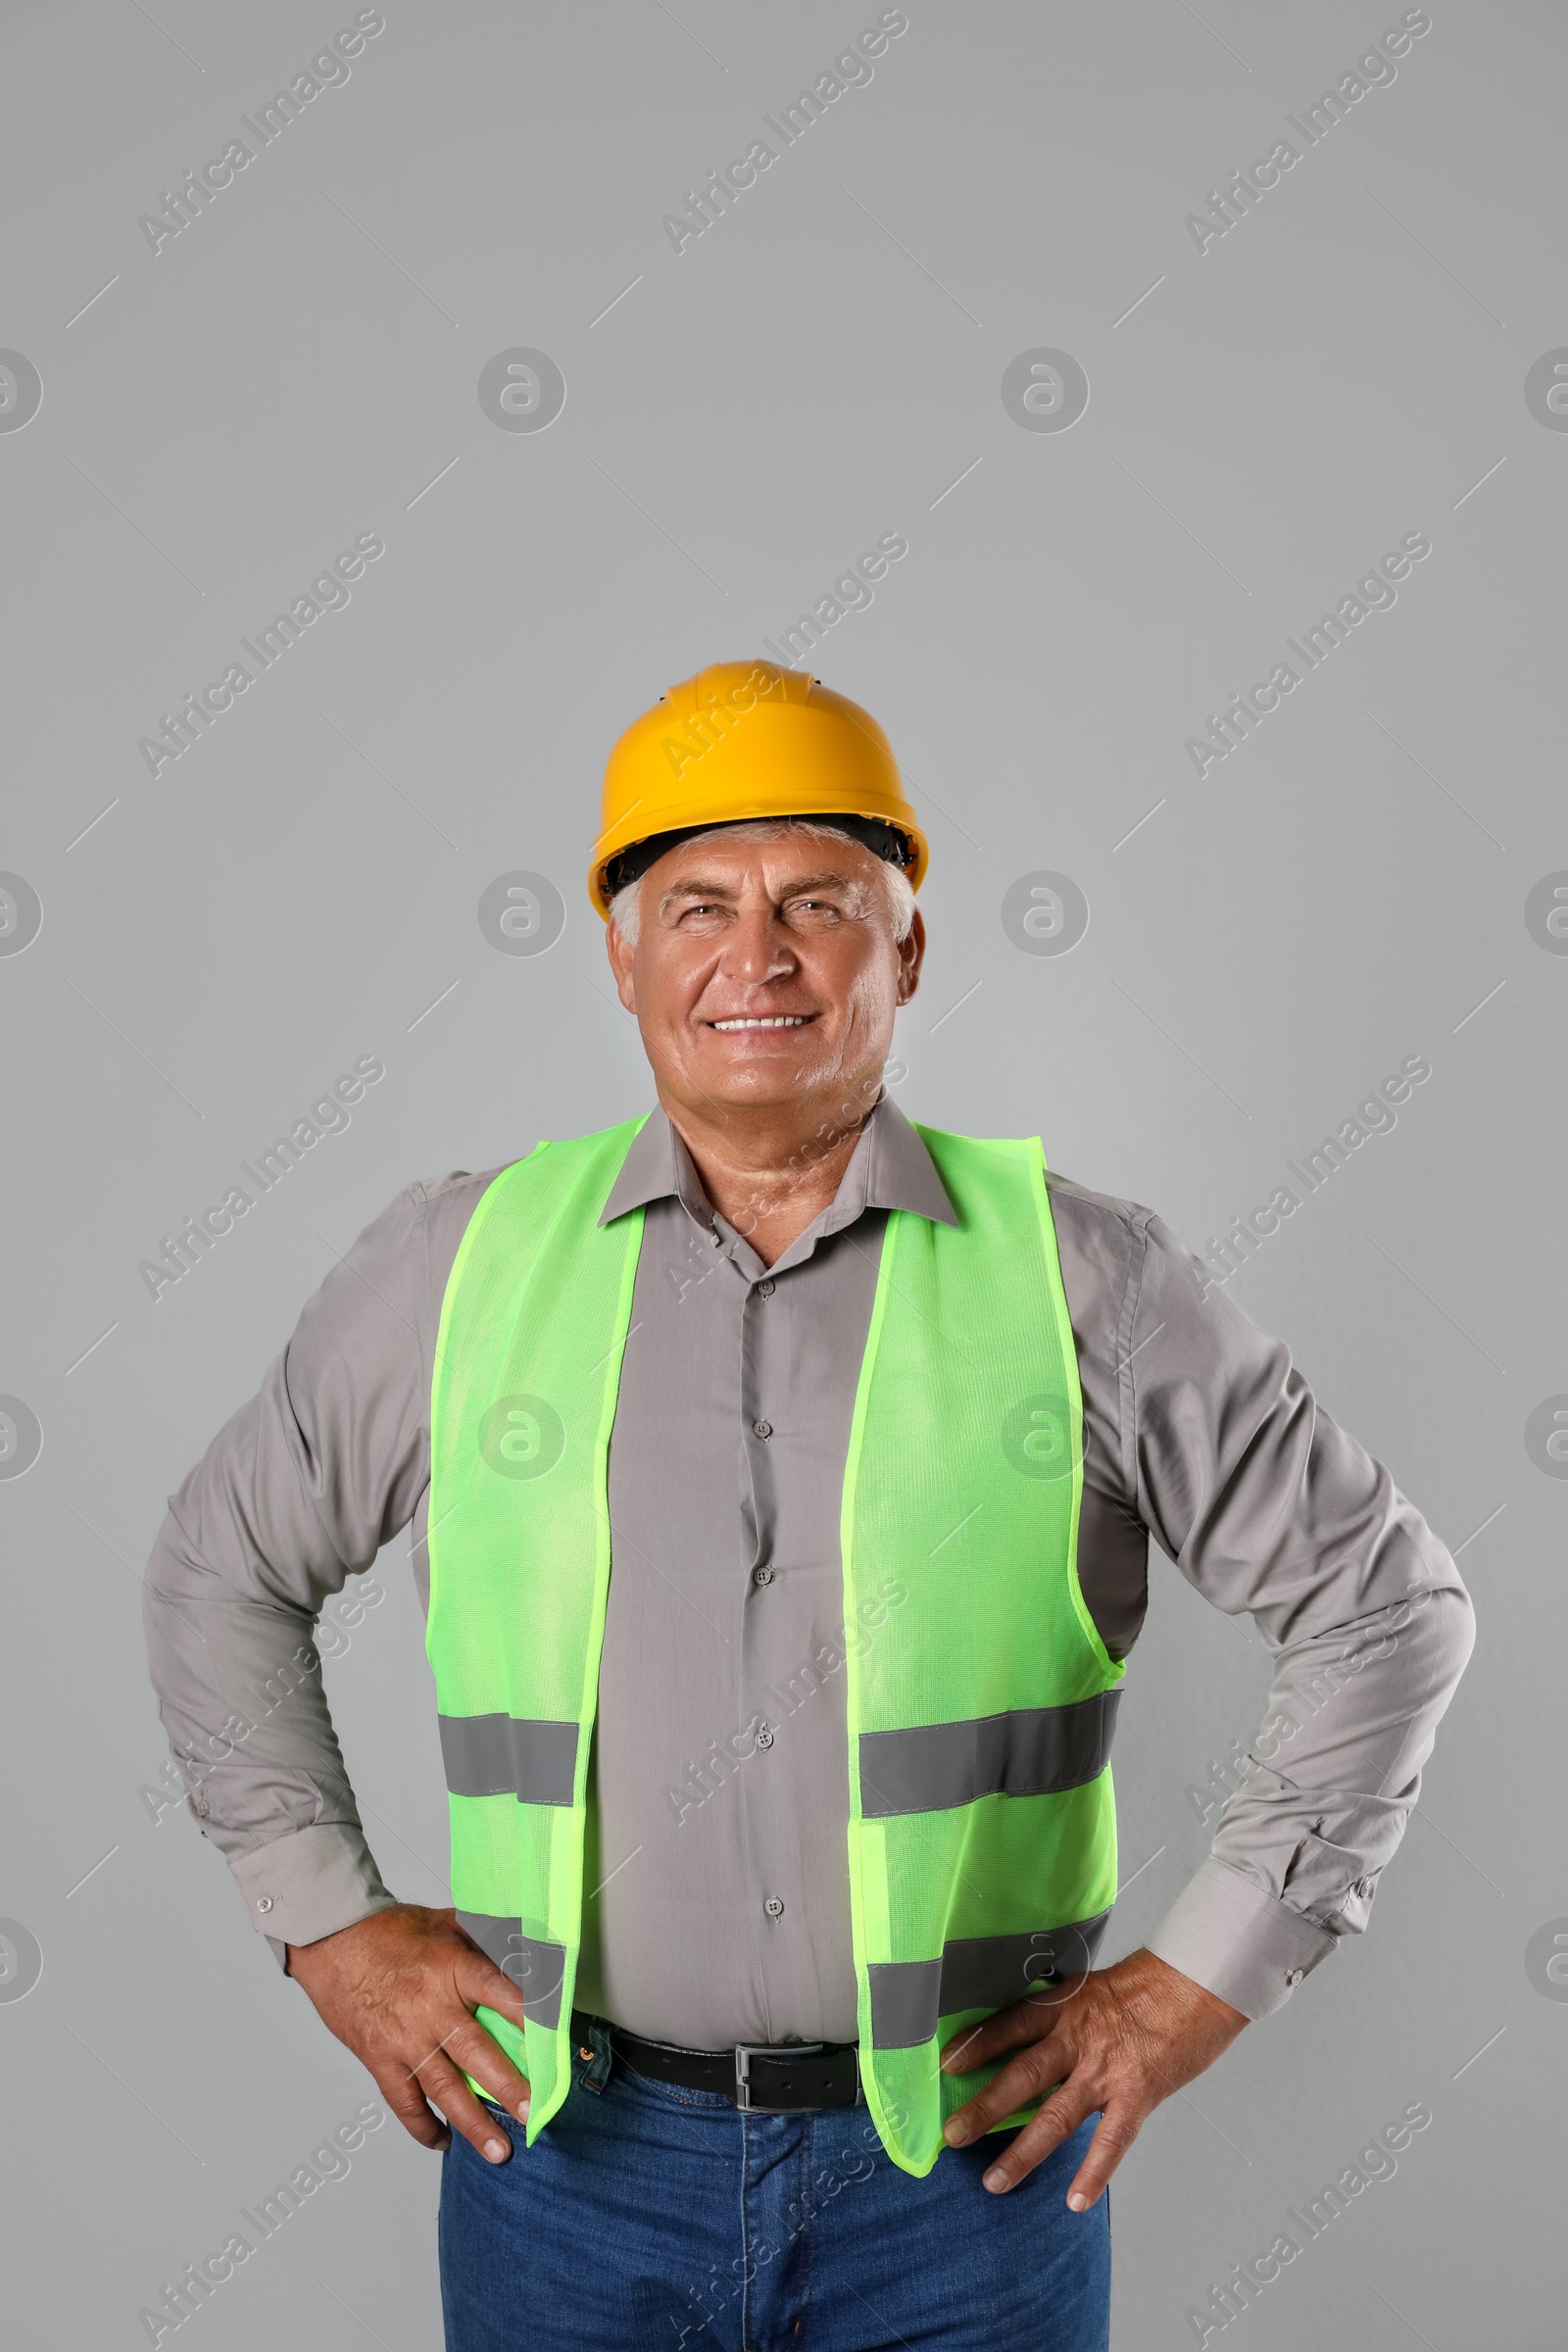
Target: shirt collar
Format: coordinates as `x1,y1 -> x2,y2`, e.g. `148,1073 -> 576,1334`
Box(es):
598,1092 -> 956,1232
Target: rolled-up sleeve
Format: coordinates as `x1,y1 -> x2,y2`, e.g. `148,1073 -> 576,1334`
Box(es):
1128,1212 -> 1476,2020
141,1182 -> 439,1970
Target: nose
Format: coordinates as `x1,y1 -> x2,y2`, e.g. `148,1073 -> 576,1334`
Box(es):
721,903 -> 797,987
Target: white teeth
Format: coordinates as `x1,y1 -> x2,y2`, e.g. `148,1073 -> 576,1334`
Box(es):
710,1015 -> 809,1030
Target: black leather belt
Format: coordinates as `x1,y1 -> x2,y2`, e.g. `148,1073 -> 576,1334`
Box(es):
601,2019 -> 863,2112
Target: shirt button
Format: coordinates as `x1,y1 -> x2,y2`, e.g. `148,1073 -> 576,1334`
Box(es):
756,1726 -> 775,1749
1284,1966 -> 1303,1988
752,1418 -> 772,1441
764,1896 -> 785,1920
757,1279 -> 775,1298
754,1566 -> 774,1586
256,1896 -> 273,1914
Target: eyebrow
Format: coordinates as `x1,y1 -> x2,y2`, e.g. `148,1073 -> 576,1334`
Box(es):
659,868 -> 860,906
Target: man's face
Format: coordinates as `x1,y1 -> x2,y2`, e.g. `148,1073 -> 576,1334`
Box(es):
605,828 -> 924,1122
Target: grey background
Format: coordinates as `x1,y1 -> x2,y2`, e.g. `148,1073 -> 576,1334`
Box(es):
0,0 -> 1560,2342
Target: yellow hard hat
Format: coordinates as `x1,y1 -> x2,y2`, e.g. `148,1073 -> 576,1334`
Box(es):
588,660 -> 928,917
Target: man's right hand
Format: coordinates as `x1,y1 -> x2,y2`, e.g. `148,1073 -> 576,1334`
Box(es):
285,1903 -> 531,2164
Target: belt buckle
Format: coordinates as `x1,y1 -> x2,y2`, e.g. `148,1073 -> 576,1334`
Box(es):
733,2041 -> 824,2112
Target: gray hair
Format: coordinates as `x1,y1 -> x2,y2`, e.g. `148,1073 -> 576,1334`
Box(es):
608,818 -> 916,949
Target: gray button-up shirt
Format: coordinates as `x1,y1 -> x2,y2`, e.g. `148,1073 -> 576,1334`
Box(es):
140,1096 -> 1474,2038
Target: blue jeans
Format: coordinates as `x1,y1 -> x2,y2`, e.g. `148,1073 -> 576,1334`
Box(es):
438,2018 -> 1109,2350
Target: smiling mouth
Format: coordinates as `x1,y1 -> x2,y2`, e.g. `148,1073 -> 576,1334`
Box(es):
709,1014 -> 814,1031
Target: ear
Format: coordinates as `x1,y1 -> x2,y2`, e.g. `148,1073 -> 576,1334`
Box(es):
895,908 -> 925,1005
605,916 -> 638,1013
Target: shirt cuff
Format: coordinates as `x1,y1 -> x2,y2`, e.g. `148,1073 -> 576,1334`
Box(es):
229,1823 -> 397,1970
1146,1856 -> 1340,2021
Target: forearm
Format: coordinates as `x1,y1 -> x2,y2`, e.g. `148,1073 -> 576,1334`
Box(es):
1150,1534 -> 1475,2016
1126,1208 -> 1477,2019
138,1179 -> 448,1966
144,1502 -> 396,1964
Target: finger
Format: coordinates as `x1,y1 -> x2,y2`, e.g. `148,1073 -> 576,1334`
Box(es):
939,1976 -> 1089,2074
1063,2099 -> 1144,2211
940,1998 -> 1058,2076
377,2068 -> 454,2153
943,2029 -> 1079,2147
973,2080 -> 1098,2195
416,2050 -> 518,2165
403,2014 -> 531,2125
438,2014 -> 532,2122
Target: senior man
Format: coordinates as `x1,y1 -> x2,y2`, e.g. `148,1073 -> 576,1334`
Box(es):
143,661 -> 1473,2352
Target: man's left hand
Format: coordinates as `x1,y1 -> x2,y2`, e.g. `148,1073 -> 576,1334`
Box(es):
939,1946 -> 1249,2206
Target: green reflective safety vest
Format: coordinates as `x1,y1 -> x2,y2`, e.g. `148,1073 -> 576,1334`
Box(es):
426,1115 -> 1124,2177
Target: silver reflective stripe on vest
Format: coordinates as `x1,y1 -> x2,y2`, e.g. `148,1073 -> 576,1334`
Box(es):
439,1715 -> 579,1807
858,1689 -> 1120,1819
457,1913 -> 568,2030
866,1911 -> 1112,2048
